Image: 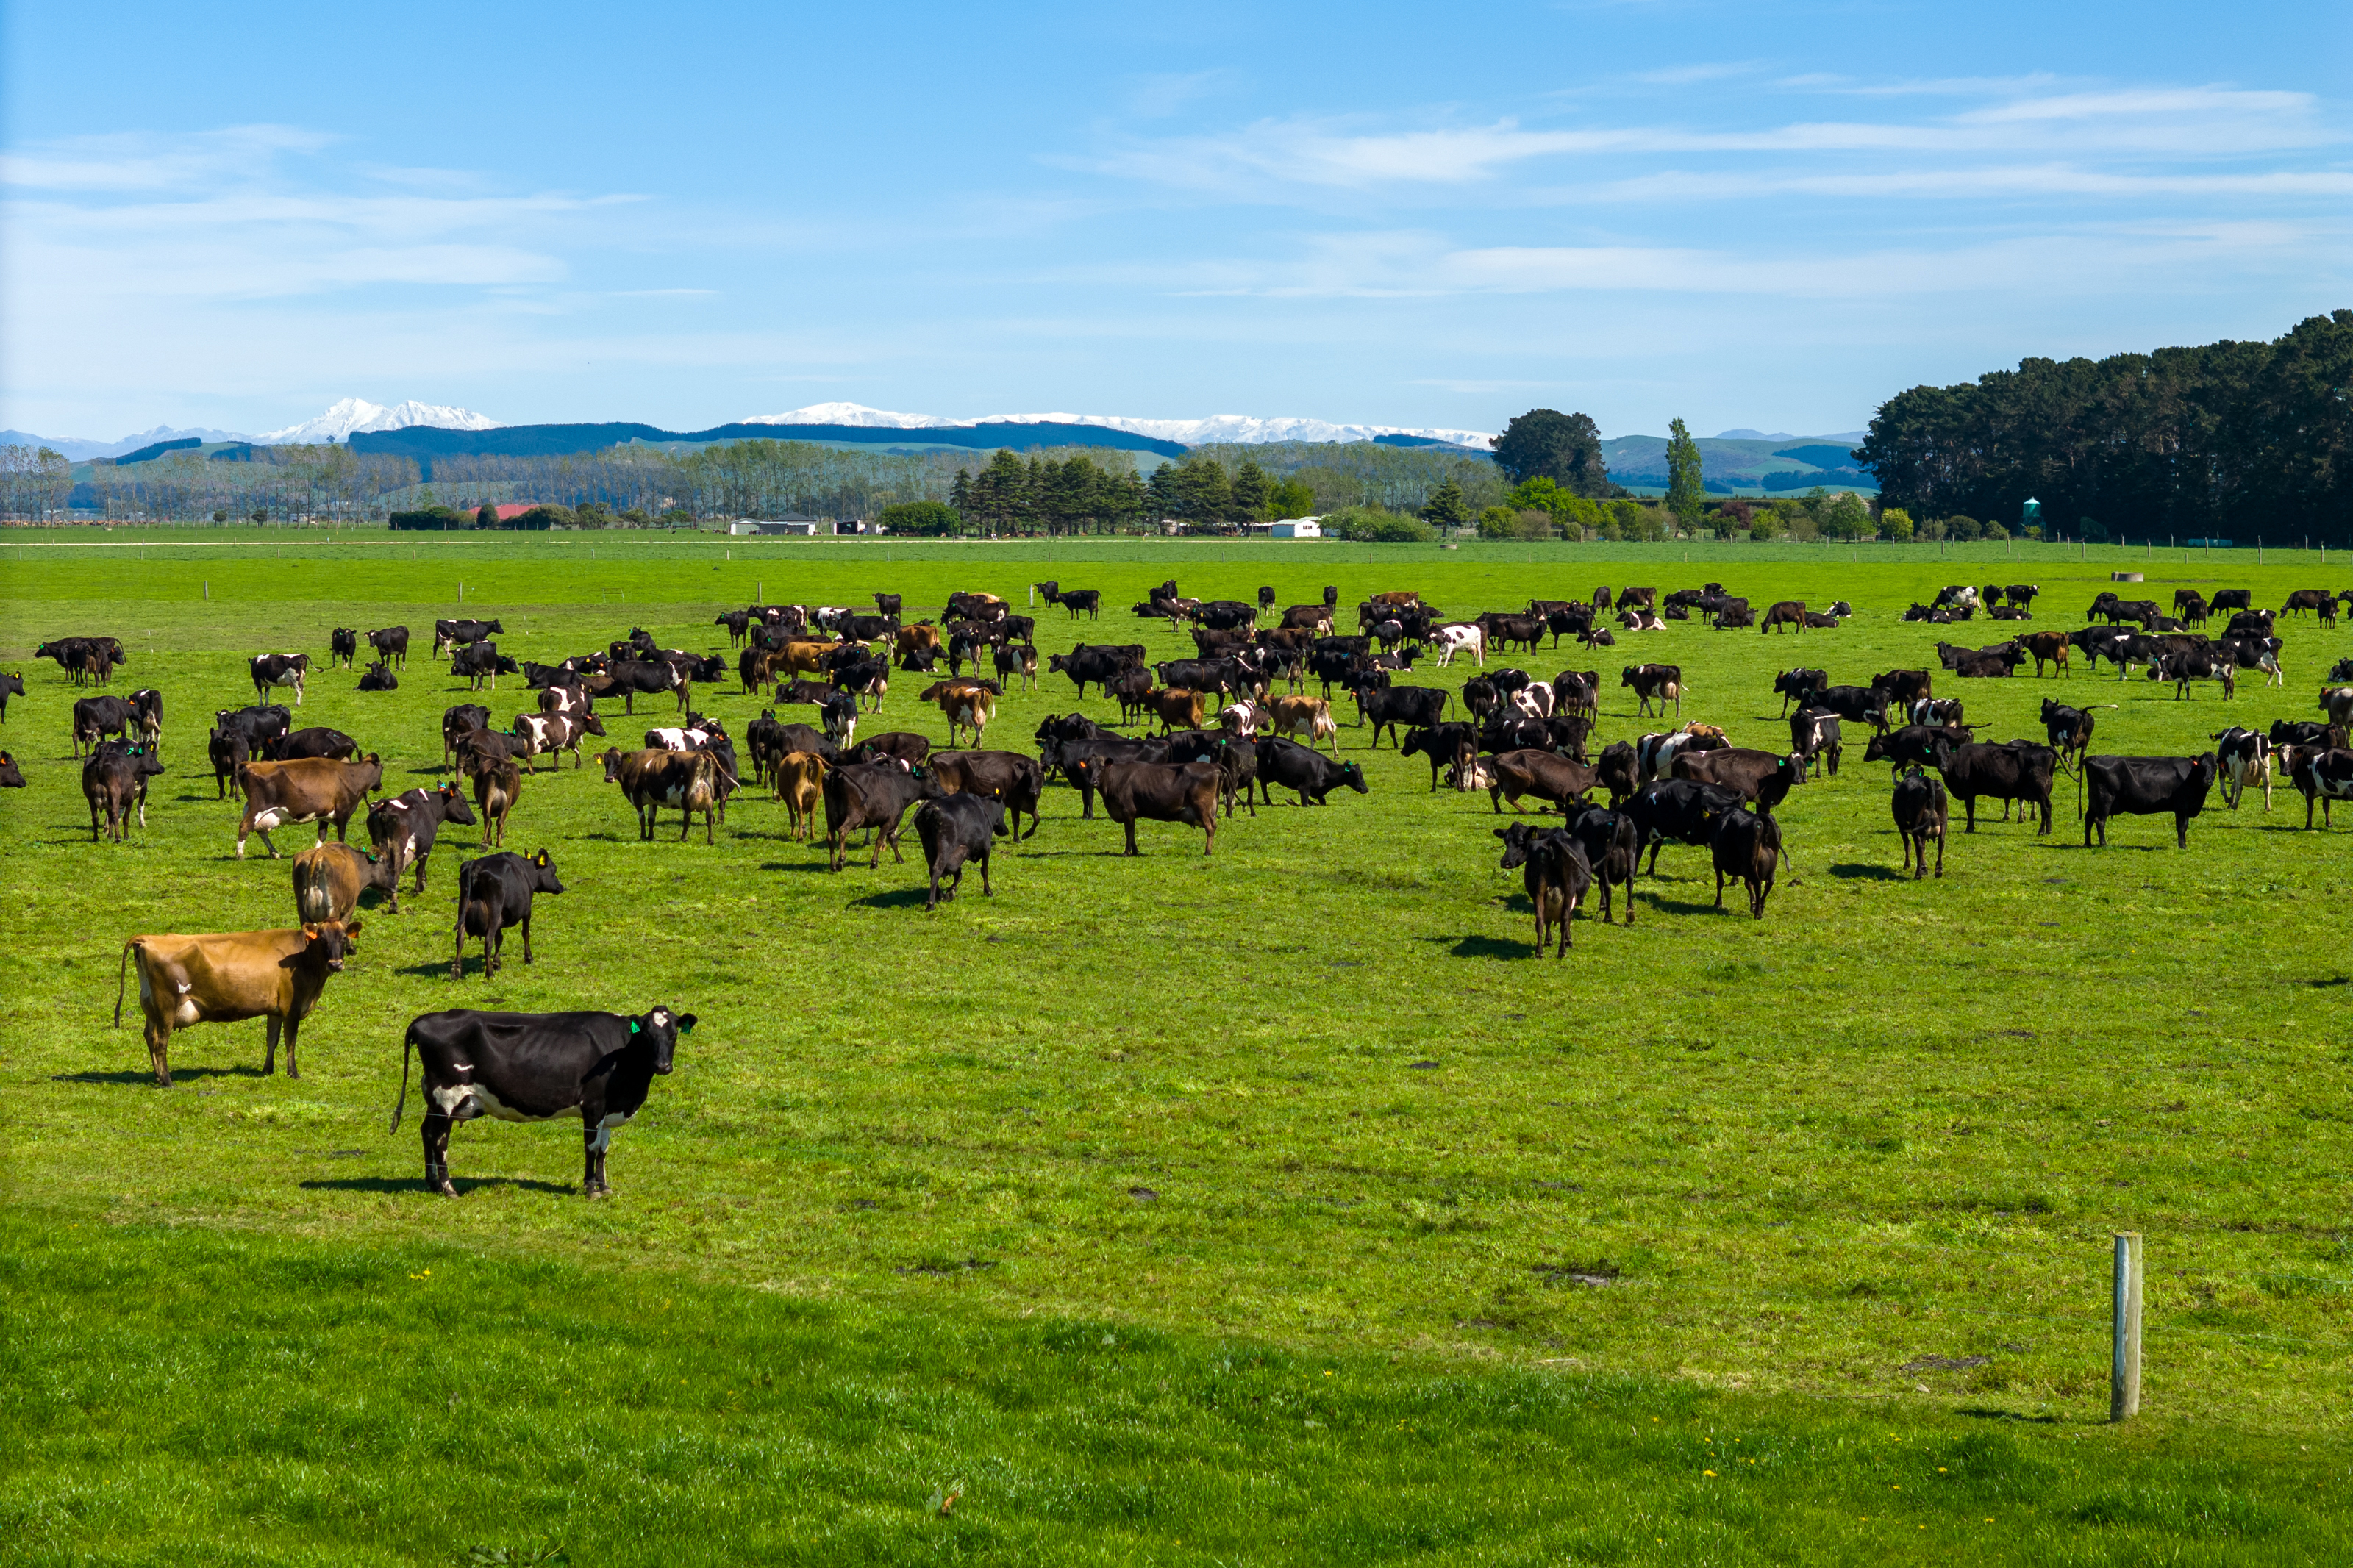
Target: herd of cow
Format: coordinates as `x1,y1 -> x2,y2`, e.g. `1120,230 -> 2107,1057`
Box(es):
13,571 -> 2352,1195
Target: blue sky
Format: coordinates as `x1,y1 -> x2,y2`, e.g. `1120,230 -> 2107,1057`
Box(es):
3,0 -> 2346,441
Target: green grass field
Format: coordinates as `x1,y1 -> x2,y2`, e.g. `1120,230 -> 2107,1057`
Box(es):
3,531 -> 2349,1564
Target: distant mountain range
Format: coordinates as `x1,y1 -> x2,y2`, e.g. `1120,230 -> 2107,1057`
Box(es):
10,400 -> 1874,492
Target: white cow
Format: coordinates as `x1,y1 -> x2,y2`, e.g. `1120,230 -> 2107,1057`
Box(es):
1432,623 -> 1485,667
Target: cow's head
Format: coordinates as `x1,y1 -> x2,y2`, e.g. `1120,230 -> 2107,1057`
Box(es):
1493,820 -> 1539,868
439,781 -> 479,823
298,920 -> 362,972
1338,762 -> 1369,794
628,1007 -> 696,1073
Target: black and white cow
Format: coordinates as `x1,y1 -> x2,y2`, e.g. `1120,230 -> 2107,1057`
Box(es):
451,642 -> 520,692
2288,747 -> 2353,829
1790,707 -> 1843,778
391,1003 -> 696,1197
2210,727 -> 2272,810
250,653 -> 310,706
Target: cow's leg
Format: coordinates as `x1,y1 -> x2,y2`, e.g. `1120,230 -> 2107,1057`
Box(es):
1714,869 -> 1727,909
451,919 -> 468,981
422,1112 -> 457,1197
1963,798 -> 1977,834
282,1015 -> 301,1079
519,912 -> 533,965
146,1016 -> 173,1087
264,1014 -> 282,1075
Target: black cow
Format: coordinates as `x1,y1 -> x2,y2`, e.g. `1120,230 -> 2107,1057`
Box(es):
1710,806 -> 1781,917
0,670 -> 23,723
451,642 -> 521,692
442,704 -> 491,767
83,741 -> 165,841
1564,805 -> 1639,925
1402,723 -> 1478,790
358,660 -> 399,692
1774,667 -> 1827,717
71,695 -> 140,759
2040,699 -> 2102,767
926,750 -> 1044,839
1356,684 -> 1449,747
451,848 -> 565,978
1493,821 -> 1593,956
822,759 -> 940,870
601,658 -> 687,714
1810,684 -> 1889,734
1863,723 -> 1973,774
1621,664 -> 1682,717
208,726 -> 251,799
432,618 -> 506,656
1891,767 -> 1948,878
1931,735 -> 2055,834
329,628 -> 360,668
0,751 -> 22,787
1621,778 -> 1745,876
1254,737 -> 1368,806
913,793 -> 1004,907
2083,754 -> 2218,848
368,626 -> 410,667
1057,739 -> 1169,818
278,726 -> 359,762
393,1003 -> 695,1197
1161,728 -> 1261,819
1595,740 -> 1638,806
1099,759 -> 1220,855
1047,645 -> 1138,698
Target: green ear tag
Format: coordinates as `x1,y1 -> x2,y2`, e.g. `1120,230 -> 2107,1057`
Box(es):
629,1020 -> 641,1034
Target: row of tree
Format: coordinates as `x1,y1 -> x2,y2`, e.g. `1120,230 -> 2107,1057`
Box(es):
63,444 -> 422,523
1857,311 -> 2352,543
0,445 -> 74,519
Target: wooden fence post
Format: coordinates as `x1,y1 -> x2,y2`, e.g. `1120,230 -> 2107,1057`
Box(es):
2111,1232 -> 2143,1421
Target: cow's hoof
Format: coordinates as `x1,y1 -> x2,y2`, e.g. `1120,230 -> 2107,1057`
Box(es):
585,1186 -> 611,1200
435,1183 -> 459,1198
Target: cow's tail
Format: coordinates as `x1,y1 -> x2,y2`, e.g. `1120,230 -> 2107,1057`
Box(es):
389,1028 -> 413,1134
113,939 -> 138,1028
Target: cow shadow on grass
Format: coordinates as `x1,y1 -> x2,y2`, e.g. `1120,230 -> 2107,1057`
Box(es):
299,1175 -> 576,1197
1437,934 -> 1536,960
851,888 -> 933,909
1828,862 -> 1905,881
53,1065 -> 260,1086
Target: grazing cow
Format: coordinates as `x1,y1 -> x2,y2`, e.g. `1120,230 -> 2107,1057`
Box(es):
1672,748 -> 1804,812
821,758 -> 938,870
363,780 -> 476,909
2288,748 -> 2353,828
1930,735 -> 2055,834
1760,600 -> 1807,634
1488,748 -> 1599,815
604,748 -> 724,844
71,694 -> 141,759
250,653 -> 310,706
1621,778 -> 1744,877
2210,728 -> 2273,810
913,793 -> 1004,908
1790,708 -> 1843,778
1710,806 -> 1782,918
392,1003 -> 695,1198
82,742 -> 165,842
2282,588 -> 2333,619
1402,723 -> 1479,790
1100,759 -> 1221,855
1254,737 -> 1368,806
292,841 -> 398,924
1774,667 -> 1827,717
1493,821 -> 1594,956
432,618 -> 506,656
1863,723 -> 1974,776
1356,684 -> 1448,747
1621,664 -> 1682,718
2158,647 -> 2235,700
329,627 -> 360,668
441,704 -> 492,769
1430,623 -> 1485,667
511,711 -> 607,770
465,753 -> 524,848
926,750 -> 1044,840
1890,767 -> 1948,878
765,748 -> 826,839
368,626 -> 410,667
358,659 -> 399,692
451,848 -> 564,978
2082,754 -> 2218,848
236,753 -> 385,859
1593,740 -> 1639,806
115,919 -> 361,1086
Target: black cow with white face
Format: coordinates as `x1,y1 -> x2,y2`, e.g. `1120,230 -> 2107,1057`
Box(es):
393,1003 -> 696,1197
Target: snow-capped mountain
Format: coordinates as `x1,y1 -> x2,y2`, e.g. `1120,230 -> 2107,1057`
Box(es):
747,403 -> 1493,449
0,424 -> 250,461
256,398 -> 501,445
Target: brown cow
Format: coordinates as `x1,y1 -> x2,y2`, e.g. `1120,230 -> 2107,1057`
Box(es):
782,640 -> 835,678
1142,687 -> 1205,734
292,842 -> 397,923
1268,695 -> 1338,754
773,750 -> 827,840
466,753 -> 524,846
114,920 -> 361,1085
2024,631 -> 2071,678
602,748 -> 722,842
919,680 -> 999,746
894,623 -> 946,667
234,753 -> 383,859
1488,749 -> 1599,814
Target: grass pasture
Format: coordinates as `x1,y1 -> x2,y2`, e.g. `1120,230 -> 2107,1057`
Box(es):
2,533 -> 2350,1563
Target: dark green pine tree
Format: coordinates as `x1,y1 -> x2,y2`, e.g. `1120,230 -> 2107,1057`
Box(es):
1664,418 -> 1705,527
1420,476 -> 1468,532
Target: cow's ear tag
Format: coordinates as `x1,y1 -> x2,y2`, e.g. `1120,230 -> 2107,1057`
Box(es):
629,1020 -> 641,1034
